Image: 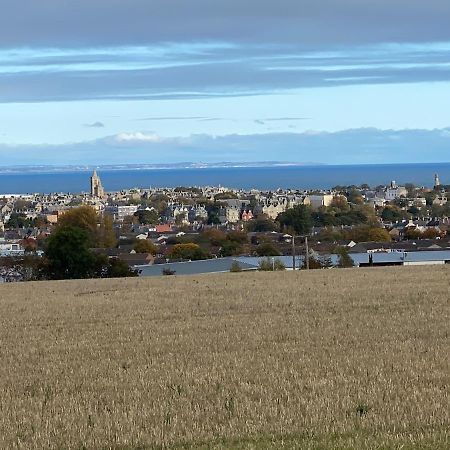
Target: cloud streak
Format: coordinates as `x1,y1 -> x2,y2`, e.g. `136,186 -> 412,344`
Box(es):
84,121 -> 105,128
2,41 -> 450,103
2,1 -> 450,48
1,128 -> 450,166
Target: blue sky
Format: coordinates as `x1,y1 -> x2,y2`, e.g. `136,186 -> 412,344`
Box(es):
1,1 -> 450,165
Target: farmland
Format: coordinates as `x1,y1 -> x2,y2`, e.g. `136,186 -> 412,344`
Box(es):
0,266 -> 449,449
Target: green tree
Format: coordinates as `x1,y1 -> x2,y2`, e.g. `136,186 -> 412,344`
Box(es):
45,226 -> 96,279
255,242 -> 281,256
134,209 -> 160,225
277,205 -> 313,235
6,213 -> 33,229
334,247 -> 354,268
381,206 -> 403,222
94,254 -> 139,278
246,217 -> 279,232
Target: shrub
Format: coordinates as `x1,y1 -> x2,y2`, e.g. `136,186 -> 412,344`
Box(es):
230,261 -> 243,272
258,257 -> 286,271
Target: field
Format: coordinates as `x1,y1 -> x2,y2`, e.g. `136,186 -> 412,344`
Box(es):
0,266 -> 449,450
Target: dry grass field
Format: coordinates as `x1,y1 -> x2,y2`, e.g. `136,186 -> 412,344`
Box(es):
0,266 -> 449,450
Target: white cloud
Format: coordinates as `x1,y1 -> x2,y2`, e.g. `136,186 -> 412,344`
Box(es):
114,132 -> 162,143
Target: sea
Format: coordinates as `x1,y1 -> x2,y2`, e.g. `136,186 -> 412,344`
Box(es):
0,163 -> 449,194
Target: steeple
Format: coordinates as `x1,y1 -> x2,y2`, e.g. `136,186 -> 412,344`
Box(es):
90,170 -> 105,197
434,173 -> 441,189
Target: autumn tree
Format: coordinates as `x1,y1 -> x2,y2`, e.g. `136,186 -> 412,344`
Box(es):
168,243 -> 209,260
133,239 -> 158,254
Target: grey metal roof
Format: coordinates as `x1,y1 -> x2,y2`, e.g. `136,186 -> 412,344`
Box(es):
136,257 -> 257,277
350,250 -> 450,265
135,251 -> 450,277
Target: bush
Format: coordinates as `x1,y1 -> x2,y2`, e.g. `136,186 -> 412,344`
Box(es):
255,242 -> 281,257
230,261 -> 243,272
258,258 -> 286,271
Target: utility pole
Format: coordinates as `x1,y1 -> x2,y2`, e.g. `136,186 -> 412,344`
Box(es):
292,235 -> 296,270
305,236 -> 309,270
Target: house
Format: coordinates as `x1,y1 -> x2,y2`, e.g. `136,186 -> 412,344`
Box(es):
219,206 -> 240,224
0,240 -> 25,257
433,196 -> 448,206
308,194 -> 334,209
188,206 -> 208,223
253,199 -> 287,219
104,205 -> 139,221
385,181 -> 407,201
118,253 -> 155,267
156,224 -> 173,233
241,210 -> 254,222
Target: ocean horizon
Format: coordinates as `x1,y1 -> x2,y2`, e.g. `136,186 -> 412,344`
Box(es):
0,162 -> 449,194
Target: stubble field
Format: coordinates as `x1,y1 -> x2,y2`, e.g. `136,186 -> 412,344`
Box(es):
0,266 -> 449,449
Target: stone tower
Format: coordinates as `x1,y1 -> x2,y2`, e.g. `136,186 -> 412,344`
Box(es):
434,173 -> 441,189
90,170 -> 105,197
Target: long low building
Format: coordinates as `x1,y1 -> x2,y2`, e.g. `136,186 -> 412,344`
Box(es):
353,250 -> 450,267
135,251 -> 450,277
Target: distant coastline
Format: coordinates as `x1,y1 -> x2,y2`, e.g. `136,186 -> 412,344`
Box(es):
0,162 -> 449,194
0,161 -> 325,175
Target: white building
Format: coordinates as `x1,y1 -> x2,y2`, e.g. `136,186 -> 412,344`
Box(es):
385,181 -> 407,201
104,205 -> 139,221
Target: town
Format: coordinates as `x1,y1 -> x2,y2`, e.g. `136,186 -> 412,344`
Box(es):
1,171 -> 449,281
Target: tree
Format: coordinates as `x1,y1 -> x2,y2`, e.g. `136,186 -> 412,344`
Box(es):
255,242 -> 281,256
97,215 -> 117,248
134,209 -> 160,225
330,195 -> 350,211
105,258 -> 139,278
246,217 -> 279,232
422,228 -> 443,239
302,257 -> 323,270
277,205 -> 313,235
404,228 -> 422,240
407,206 -> 420,216
214,192 -> 238,200
134,239 -> 158,254
44,226 -> 96,279
347,188 -> 364,205
367,227 -> 392,242
6,213 -> 33,229
258,258 -> 286,271
168,243 -> 208,260
381,206 -> 403,222
57,206 -> 98,238
334,247 -> 354,268
405,183 -> 416,198
424,192 -> 437,206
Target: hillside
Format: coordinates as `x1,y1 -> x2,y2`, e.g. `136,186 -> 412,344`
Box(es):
0,267 -> 449,449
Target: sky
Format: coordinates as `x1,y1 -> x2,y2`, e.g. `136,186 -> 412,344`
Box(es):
1,0 -> 450,166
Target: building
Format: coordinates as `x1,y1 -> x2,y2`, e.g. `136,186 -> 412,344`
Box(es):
104,205 -> 139,221
90,170 -> 105,198
309,194 -> 334,209
385,181 -> 407,201
219,206 -> 240,224
434,173 -> 441,190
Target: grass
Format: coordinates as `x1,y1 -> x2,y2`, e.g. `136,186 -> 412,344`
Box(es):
0,266 -> 449,449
